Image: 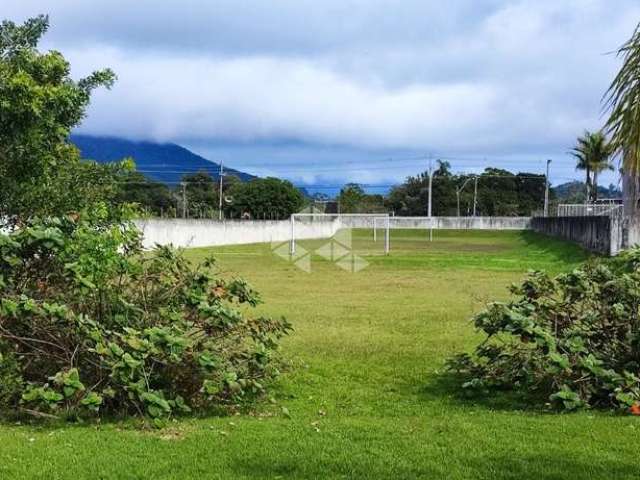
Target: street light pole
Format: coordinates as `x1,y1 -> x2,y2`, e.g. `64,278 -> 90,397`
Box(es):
428,160 -> 433,219
544,159 -> 551,217
427,156 -> 436,242
472,176 -> 478,217
456,177 -> 473,217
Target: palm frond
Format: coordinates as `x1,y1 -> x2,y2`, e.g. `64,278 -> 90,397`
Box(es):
604,22 -> 640,175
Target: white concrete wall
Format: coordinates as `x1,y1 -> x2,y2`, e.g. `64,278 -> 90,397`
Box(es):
135,218 -> 341,249
136,216 -> 532,249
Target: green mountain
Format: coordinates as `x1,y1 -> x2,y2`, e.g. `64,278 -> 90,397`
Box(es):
71,134 -> 256,185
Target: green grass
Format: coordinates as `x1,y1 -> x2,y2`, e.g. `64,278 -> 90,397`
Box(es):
2,229 -> 638,479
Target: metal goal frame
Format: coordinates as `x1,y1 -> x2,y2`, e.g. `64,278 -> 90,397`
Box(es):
290,213 -> 390,255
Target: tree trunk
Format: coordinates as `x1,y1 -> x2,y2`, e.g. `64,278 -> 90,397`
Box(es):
585,167 -> 592,203
623,171 -> 639,216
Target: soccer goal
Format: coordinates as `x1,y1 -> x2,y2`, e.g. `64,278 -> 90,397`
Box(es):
289,213 -> 390,256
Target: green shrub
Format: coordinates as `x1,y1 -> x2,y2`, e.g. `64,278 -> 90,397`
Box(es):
0,207 -> 291,421
448,249 -> 640,412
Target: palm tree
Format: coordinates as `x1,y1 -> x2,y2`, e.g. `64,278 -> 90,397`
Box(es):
571,131 -> 613,202
604,22 -> 640,213
572,133 -> 593,202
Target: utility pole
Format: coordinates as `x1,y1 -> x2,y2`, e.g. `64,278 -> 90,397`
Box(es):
544,159 -> 552,217
427,157 -> 433,218
180,182 -> 187,219
472,176 -> 478,217
427,156 -> 435,242
218,160 -> 224,221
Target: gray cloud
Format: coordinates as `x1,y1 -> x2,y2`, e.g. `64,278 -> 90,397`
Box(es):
5,1 -> 640,184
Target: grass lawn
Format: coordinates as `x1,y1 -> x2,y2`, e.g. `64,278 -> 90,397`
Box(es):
1,229 -> 638,479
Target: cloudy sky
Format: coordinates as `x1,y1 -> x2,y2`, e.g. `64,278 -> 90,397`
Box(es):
6,1 -> 640,190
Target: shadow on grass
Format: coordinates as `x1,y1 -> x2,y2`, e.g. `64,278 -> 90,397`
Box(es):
0,402 -> 252,431
420,370 -> 555,414
231,451 -> 441,480
517,230 -> 592,265
459,453 -> 639,480
231,434 -> 639,479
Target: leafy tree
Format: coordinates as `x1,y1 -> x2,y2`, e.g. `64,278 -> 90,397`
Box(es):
337,183 -> 366,213
0,15 -> 117,222
181,170 -> 218,218
571,131 -> 613,202
386,163 -> 545,217
476,168 -> 519,216
336,183 -> 387,214
0,16 -> 290,424
516,172 -> 548,215
118,169 -> 175,216
226,177 -> 304,220
430,161 -> 458,216
386,168 -> 431,216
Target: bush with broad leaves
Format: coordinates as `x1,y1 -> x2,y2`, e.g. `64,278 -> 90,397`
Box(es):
448,249 -> 640,412
0,205 -> 291,423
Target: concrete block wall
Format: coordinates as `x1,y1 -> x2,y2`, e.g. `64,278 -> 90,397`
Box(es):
530,216 -> 617,255
136,216 -> 533,249
135,218 -> 341,249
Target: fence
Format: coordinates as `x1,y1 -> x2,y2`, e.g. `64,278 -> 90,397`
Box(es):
556,203 -> 623,217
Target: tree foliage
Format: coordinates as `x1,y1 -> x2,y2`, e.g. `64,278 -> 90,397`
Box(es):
448,250 -> 640,412
604,22 -> 640,175
0,15 -> 118,221
226,177 -> 304,220
117,169 -> 176,217
0,15 -> 291,424
0,211 -> 290,421
181,170 -> 218,218
334,184 -> 385,214
571,131 -> 614,202
386,162 -> 548,216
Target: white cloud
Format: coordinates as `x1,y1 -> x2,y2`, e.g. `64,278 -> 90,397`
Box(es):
5,0 -> 640,183
75,50 -> 500,150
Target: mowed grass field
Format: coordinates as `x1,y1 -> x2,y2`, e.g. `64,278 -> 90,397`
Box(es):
1,229 -> 639,479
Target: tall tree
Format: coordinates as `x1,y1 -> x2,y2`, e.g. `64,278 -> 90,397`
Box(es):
0,15 -> 117,222
181,170 -> 218,218
226,177 -> 304,220
604,22 -> 640,213
118,169 -> 175,216
337,183 -> 366,213
572,134 -> 593,201
571,131 -> 613,202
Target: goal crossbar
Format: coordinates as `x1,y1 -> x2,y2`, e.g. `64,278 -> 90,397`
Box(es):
289,213 -> 390,256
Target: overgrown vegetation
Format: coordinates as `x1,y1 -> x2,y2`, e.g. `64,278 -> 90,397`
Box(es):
0,15 -> 119,222
386,161 -> 549,216
0,16 -> 290,423
0,209 -> 290,422
448,250 -> 640,412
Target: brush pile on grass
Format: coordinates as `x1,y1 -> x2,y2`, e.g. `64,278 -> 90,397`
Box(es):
449,249 -> 640,412
0,208 -> 290,424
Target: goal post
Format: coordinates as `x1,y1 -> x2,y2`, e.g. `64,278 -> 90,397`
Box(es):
289,213 -> 390,256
